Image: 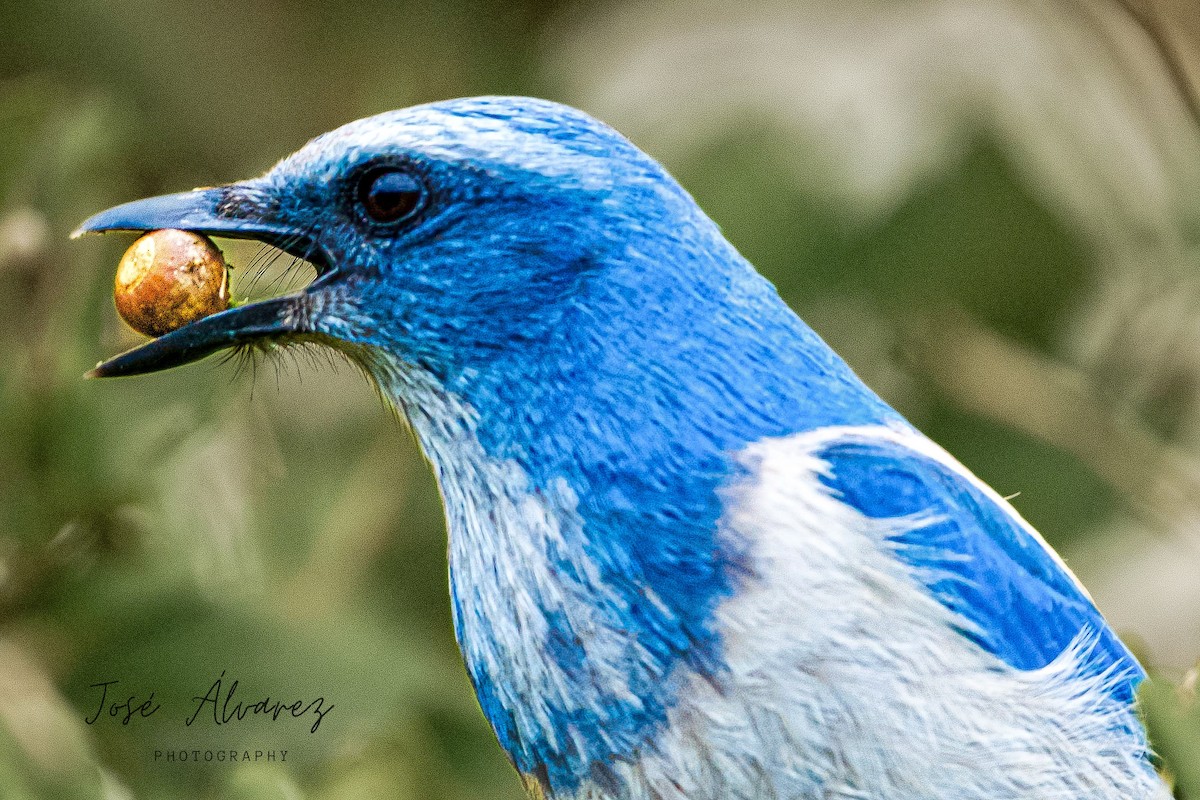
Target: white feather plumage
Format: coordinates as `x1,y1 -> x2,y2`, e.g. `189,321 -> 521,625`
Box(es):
579,424 -> 1166,799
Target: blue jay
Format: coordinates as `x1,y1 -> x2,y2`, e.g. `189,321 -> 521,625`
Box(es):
78,97 -> 1167,799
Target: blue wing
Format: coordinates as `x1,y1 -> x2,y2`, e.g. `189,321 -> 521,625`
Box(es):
815,432 -> 1142,703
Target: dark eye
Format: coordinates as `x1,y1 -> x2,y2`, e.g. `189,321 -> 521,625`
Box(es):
357,167 -> 424,223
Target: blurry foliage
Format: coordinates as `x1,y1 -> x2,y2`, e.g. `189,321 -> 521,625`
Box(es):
1,0 -> 1199,797
1143,668 -> 1200,797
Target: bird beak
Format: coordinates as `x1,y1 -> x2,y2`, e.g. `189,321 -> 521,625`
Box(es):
75,187 -> 329,378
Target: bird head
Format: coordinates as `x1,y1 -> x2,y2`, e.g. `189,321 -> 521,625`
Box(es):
78,98 -> 717,404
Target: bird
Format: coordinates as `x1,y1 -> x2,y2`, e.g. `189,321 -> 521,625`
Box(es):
76,96 -> 1169,799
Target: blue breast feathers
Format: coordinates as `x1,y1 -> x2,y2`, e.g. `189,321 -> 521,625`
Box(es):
815,434 -> 1143,702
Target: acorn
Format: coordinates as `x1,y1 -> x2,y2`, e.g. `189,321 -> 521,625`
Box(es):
114,229 -> 229,337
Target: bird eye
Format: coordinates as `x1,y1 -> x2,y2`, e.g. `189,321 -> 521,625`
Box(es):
357,167 -> 425,224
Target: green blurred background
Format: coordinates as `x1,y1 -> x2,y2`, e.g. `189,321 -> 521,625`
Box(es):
3,0 -> 1200,797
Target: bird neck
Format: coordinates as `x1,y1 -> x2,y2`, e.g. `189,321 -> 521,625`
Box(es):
366,351 -> 709,790
356,251 -> 897,792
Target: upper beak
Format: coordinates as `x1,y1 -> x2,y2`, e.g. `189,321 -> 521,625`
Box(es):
76,186 -> 329,378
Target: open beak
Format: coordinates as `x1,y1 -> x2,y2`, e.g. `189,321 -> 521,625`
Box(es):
75,187 -> 329,378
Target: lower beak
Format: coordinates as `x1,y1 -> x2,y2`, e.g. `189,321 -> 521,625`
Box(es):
76,187 -> 327,378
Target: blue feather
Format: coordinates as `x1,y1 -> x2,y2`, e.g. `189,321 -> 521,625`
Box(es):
816,436 -> 1143,701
